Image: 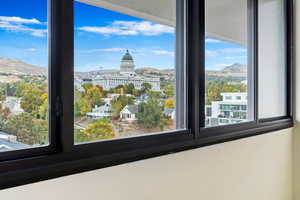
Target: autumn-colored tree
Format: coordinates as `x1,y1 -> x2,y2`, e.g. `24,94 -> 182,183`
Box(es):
165,99 -> 175,109
20,86 -> 45,118
86,86 -> 103,107
76,120 -> 115,142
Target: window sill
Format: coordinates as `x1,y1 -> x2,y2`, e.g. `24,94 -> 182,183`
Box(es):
0,117 -> 293,190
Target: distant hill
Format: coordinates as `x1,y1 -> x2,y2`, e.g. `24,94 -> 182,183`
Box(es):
206,63 -> 247,78
222,63 -> 247,74
0,58 -> 246,83
0,58 -> 47,76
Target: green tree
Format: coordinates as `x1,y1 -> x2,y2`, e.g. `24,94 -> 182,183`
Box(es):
75,97 -> 92,117
141,82 -> 152,94
124,83 -> 135,94
38,93 -> 48,120
4,113 -> 48,145
205,81 -> 247,105
82,82 -> 93,93
136,98 -> 164,129
161,82 -> 175,98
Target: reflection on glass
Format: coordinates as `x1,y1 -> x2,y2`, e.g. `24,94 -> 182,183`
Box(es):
258,0 -> 286,118
205,0 -> 251,127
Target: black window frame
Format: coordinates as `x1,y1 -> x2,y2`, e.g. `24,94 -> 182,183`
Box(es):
0,0 -> 294,190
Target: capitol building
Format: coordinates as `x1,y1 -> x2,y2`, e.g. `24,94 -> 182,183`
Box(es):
85,50 -> 161,91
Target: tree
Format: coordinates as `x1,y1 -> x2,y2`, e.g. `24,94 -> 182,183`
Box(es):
0,103 -> 11,130
136,98 -> 164,129
205,81 -> 247,105
141,82 -> 152,94
161,82 -> 175,98
20,87 -> 45,118
0,86 -> 6,102
111,95 -> 135,117
124,83 -> 135,94
38,93 -> 48,120
76,120 -> 115,142
165,99 -> 175,109
75,97 -> 92,117
86,86 -> 103,107
4,113 -> 48,145
82,82 -> 93,93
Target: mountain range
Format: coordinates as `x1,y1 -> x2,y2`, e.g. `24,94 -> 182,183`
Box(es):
0,58 -> 47,76
0,58 -> 247,80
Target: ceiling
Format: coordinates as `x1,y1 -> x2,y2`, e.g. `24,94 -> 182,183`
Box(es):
77,0 -> 248,46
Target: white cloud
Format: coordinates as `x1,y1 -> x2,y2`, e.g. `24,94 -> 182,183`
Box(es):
0,16 -> 47,37
0,16 -> 42,24
26,48 -> 37,52
225,56 -> 247,60
205,38 -> 221,43
216,63 -> 232,67
79,20 -> 174,36
219,48 -> 247,54
152,50 -> 174,56
205,50 -> 218,57
81,48 -> 126,53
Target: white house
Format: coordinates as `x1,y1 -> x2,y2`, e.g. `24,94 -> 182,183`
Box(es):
120,105 -> 138,121
3,97 -> 24,115
163,108 -> 175,120
86,104 -> 112,119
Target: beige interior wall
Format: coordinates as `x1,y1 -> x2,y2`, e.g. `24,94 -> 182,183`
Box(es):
0,129 -> 293,200
293,0 -> 300,199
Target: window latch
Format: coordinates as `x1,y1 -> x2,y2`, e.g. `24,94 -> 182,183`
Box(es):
55,96 -> 63,117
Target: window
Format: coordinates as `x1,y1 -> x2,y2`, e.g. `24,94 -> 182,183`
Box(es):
258,0 -> 287,119
0,0 -> 49,152
204,0 -> 252,127
0,0 -> 293,190
74,0 -> 185,144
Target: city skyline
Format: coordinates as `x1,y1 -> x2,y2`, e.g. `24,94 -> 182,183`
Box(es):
0,0 -> 247,72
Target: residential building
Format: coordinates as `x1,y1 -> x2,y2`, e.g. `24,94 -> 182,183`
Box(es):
86,104 -> 112,119
163,108 -> 175,120
3,97 -> 24,115
206,92 -> 248,126
120,104 -> 138,121
0,132 -> 29,152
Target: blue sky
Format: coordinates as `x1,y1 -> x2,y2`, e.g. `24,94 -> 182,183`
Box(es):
0,0 -> 246,72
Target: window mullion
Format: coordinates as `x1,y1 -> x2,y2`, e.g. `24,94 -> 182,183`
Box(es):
248,0 -> 259,123
49,0 -> 74,152
187,0 -> 205,138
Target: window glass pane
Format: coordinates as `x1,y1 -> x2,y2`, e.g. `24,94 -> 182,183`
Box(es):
74,0 -> 185,143
205,0 -> 252,127
0,0 -> 48,151
258,0 -> 286,118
